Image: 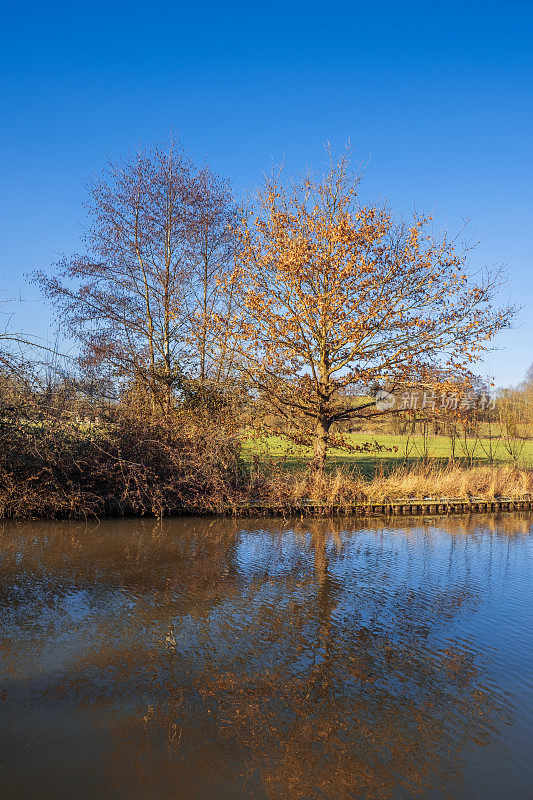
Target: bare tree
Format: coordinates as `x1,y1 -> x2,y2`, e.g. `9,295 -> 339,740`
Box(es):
35,138 -> 235,416
186,166 -> 237,387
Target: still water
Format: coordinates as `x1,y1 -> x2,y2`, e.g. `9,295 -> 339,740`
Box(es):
0,515 -> 532,800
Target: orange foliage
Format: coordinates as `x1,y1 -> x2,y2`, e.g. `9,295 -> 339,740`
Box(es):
229,150 -> 513,470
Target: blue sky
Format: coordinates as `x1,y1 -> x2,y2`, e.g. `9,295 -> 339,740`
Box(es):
1,0 -> 531,386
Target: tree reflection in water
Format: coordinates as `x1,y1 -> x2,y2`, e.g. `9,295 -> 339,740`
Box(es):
0,514 -> 531,800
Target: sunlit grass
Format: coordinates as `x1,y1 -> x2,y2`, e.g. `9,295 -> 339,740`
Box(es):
241,432 -> 533,478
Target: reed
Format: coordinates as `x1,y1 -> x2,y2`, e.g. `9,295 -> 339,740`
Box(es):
250,462 -> 533,506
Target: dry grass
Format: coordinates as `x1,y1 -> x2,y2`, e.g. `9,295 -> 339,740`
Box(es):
364,462 -> 533,501
251,462 -> 533,507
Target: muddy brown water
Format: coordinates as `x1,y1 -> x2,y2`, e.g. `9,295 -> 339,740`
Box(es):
1,514 -> 532,799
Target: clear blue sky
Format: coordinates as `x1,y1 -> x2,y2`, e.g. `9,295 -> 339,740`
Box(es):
1,0 -> 531,386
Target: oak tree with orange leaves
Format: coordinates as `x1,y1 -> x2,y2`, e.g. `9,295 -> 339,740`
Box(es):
230,152 -> 513,471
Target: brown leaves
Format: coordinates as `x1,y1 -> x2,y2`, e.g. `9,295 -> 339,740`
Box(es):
227,153 -> 514,468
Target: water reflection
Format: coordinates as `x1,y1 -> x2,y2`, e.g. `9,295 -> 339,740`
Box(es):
1,515 -> 532,799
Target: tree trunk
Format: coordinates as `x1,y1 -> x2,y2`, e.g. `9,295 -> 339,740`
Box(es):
200,251 -> 208,385
163,332 -> 172,415
312,416 -> 330,473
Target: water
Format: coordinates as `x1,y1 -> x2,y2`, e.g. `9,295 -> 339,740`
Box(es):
0,514 -> 532,800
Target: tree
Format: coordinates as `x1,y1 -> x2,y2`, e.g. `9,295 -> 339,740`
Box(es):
520,363 -> 533,438
35,139 -> 236,416
0,291 -> 62,382
524,363 -> 533,387
187,166 -> 237,387
230,151 -> 514,471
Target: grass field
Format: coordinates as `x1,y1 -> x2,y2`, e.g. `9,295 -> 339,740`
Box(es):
242,433 -> 533,478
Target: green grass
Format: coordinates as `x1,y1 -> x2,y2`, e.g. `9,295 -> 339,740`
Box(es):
241,432 -> 533,478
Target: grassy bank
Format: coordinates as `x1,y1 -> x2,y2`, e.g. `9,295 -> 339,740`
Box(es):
2,403 -> 532,519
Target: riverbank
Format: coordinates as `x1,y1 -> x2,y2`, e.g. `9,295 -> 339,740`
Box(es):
175,462 -> 533,517
190,497 -> 533,518
3,382 -> 533,520
2,452 -> 532,520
